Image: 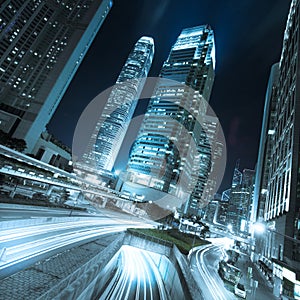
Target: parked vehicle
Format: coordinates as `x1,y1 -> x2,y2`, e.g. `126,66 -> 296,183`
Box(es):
234,283 -> 246,299
218,260 -> 242,284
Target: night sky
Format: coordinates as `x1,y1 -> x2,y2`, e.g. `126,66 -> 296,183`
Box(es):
48,0 -> 291,191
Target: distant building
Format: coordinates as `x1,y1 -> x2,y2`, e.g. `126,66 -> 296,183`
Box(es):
221,188 -> 231,201
204,193 -> 228,225
0,0 -> 113,153
204,199 -> 218,224
232,160 -> 242,188
226,164 -> 255,235
255,0 -> 300,298
187,114 -> 224,215
124,25 -> 220,212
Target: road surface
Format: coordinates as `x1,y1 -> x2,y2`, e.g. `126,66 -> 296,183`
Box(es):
98,246 -> 169,300
190,243 -> 237,300
0,206 -> 153,279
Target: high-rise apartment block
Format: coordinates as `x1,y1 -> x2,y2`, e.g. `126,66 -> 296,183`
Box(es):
0,0 -> 112,153
123,25 -> 221,213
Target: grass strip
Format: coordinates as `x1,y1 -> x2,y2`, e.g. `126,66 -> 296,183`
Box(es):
128,228 -> 210,255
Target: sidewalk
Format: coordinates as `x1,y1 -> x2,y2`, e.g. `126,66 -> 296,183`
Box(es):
236,254 -> 279,299
0,233 -> 121,300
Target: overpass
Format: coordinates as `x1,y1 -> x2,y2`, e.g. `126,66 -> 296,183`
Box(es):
0,144 -> 136,205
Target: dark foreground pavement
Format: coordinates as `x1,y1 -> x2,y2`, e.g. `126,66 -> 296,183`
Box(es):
0,233 -> 121,300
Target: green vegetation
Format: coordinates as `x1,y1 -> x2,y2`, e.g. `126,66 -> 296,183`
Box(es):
128,228 -> 210,255
0,130 -> 26,152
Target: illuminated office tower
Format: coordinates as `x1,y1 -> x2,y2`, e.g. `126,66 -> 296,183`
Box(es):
81,36 -> 154,174
186,114 -> 224,214
226,167 -> 255,235
255,0 -> 300,297
0,0 -> 113,152
232,160 -> 242,188
252,63 -> 279,225
125,25 -> 216,207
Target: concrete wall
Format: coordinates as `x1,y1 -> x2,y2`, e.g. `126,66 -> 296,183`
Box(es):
38,230 -> 203,300
123,231 -> 204,300
38,234 -> 125,300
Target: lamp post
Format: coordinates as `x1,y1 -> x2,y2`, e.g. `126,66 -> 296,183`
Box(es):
252,222 -> 300,275
253,222 -> 300,245
252,222 -> 300,299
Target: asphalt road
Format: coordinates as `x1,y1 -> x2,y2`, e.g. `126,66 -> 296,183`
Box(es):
98,246 -> 169,300
190,238 -> 278,300
190,243 -> 237,300
0,205 -> 153,279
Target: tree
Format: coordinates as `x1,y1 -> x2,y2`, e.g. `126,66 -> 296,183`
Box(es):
0,130 -> 26,152
11,138 -> 27,152
200,224 -> 210,238
58,189 -> 70,205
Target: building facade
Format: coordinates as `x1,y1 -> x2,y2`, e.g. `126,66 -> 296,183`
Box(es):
227,166 -> 255,235
255,0 -> 300,298
77,36 -> 154,185
0,0 -> 113,152
204,194 -> 228,226
89,36 -> 154,172
252,63 -> 279,226
124,25 -> 219,211
185,114 -> 224,215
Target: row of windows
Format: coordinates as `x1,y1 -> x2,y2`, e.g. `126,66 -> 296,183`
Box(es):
265,5 -> 300,221
265,165 -> 291,220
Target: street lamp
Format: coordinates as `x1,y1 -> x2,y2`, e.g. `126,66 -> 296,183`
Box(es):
253,222 -> 300,245
252,222 -> 265,234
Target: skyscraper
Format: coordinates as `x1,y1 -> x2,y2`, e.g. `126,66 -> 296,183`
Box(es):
255,0 -> 300,297
252,63 -> 279,225
185,114 -> 224,215
92,37 -> 154,172
232,160 -> 242,188
123,25 -> 221,211
226,167 -> 255,235
0,0 -> 113,153
76,36 -> 154,183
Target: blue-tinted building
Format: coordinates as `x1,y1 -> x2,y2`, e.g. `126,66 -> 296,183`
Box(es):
123,25 -> 219,211
78,36 -> 154,183
93,37 -> 154,172
253,0 -> 300,297
0,0 -> 113,152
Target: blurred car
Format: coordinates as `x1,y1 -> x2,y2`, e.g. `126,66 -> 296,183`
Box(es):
234,283 -> 246,298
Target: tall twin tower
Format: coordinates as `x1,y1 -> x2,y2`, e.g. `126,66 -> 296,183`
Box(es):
81,25 -> 220,213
